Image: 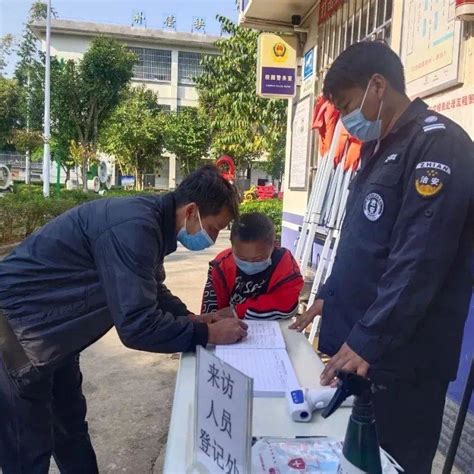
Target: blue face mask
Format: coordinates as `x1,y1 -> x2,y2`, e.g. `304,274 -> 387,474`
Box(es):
341,79 -> 383,142
234,256 -> 272,275
177,209 -> 214,251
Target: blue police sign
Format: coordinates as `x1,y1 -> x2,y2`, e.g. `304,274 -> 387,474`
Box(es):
303,48 -> 314,81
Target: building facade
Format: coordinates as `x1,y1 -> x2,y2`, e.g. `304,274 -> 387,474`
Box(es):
30,19 -> 220,190
239,1 -> 473,471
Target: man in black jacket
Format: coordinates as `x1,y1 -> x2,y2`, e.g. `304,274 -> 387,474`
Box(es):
291,42 -> 474,473
0,165 -> 246,473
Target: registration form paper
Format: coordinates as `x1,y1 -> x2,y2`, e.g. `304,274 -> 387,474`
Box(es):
214,321 -> 299,397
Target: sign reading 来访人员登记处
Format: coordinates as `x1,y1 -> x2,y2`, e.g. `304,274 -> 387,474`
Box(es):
193,347 -> 253,473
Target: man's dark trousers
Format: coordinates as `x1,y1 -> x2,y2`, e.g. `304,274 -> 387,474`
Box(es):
0,354 -> 98,473
373,371 -> 449,474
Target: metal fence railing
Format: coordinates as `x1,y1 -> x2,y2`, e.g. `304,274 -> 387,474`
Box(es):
0,153 -> 42,170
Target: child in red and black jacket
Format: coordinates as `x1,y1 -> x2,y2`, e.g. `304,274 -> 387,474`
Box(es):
201,212 -> 304,320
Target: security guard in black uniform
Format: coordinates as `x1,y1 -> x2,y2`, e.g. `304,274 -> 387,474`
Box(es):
291,42 -> 474,473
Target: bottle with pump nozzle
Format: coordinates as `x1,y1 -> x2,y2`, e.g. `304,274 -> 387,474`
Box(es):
322,371 -> 382,474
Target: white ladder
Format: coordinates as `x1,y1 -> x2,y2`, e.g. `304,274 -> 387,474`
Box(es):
295,120 -> 344,272
294,120 -> 356,345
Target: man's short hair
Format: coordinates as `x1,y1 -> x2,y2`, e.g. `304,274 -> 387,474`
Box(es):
175,165 -> 240,219
230,212 -> 275,244
323,41 -> 406,99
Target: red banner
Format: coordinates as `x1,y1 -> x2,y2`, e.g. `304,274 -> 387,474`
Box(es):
318,0 -> 344,25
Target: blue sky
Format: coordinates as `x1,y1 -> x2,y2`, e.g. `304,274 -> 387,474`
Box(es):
0,0 -> 238,76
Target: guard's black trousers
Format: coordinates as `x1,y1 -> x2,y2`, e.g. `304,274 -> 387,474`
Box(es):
373,371 -> 449,474
0,354 -> 98,474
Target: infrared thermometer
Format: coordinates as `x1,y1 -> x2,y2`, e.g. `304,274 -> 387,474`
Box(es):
287,387 -> 352,422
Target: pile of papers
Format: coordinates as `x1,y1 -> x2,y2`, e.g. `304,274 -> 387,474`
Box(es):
215,321 -> 299,397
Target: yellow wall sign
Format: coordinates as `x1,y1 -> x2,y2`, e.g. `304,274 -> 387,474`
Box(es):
257,33 -> 297,99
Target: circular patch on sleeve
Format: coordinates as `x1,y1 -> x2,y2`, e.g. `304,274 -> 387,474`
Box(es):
424,115 -> 438,123
363,193 -> 384,221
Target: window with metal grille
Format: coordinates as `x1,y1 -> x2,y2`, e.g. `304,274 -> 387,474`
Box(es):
316,0 -> 393,90
129,47 -> 172,81
158,104 -> 172,113
178,51 -> 202,84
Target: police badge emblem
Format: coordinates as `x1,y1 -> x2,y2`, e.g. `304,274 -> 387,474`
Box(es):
415,161 -> 451,198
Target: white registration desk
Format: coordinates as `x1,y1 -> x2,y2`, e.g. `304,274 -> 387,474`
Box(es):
163,322 -> 351,473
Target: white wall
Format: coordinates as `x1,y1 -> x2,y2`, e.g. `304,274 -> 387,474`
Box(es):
47,33 -> 211,110
50,34 -> 90,60
280,14 -> 317,231
249,167 -> 271,186
155,156 -> 170,190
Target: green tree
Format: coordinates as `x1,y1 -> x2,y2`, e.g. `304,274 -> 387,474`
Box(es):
196,16 -> 287,177
257,124 -> 287,183
15,1 -> 57,132
100,86 -> 164,190
16,1 -> 57,80
68,140 -> 97,185
0,34 -> 14,76
49,59 -> 84,182
163,107 -> 211,175
8,0 -> 55,177
13,4 -> 134,189
50,38 -> 136,190
10,128 -> 43,154
0,77 -> 21,150
6,58 -> 78,182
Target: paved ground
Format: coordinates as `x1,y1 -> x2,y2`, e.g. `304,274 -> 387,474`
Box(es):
49,231 -> 232,473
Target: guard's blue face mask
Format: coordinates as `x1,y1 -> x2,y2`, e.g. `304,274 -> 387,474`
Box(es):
341,79 -> 383,142
177,208 -> 214,251
234,256 -> 272,275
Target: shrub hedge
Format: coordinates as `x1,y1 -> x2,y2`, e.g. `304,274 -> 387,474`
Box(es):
0,185 -> 158,245
239,199 -> 283,239
0,185 -> 283,246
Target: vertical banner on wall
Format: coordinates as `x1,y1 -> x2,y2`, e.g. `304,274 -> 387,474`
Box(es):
289,96 -> 312,190
257,33 -> 297,99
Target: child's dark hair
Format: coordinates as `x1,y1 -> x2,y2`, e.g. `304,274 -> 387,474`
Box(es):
231,212 -> 275,244
175,165 -> 240,219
